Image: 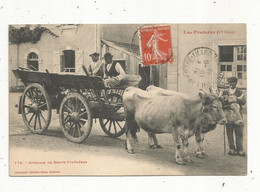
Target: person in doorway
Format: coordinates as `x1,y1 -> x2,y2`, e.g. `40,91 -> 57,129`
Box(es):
88,52 -> 104,77
221,77 -> 246,156
103,52 -> 126,88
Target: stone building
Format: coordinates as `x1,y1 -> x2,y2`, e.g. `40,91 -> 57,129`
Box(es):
9,24 -> 246,93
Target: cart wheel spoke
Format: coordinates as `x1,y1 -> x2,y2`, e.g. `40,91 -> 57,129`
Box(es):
28,113 -> 35,125
108,121 -> 112,132
78,121 -> 84,128
77,102 -> 83,113
64,104 -> 73,113
25,111 -> 32,116
60,93 -> 92,143
38,113 -> 42,129
38,93 -> 44,104
72,123 -> 76,137
79,110 -> 87,117
67,122 -> 74,134
23,104 -> 31,109
75,98 -> 79,112
79,118 -> 88,122
25,91 -> 35,103
115,121 -> 123,130
21,83 -> 51,134
99,93 -> 126,138
77,123 -> 81,137
104,119 -> 109,127
63,115 -> 70,123
28,89 -> 36,103
113,121 -> 117,134
38,102 -> 47,109
39,111 -> 46,124
34,89 -> 39,103
34,114 -> 37,130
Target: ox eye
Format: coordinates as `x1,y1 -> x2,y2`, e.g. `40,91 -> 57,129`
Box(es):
212,105 -> 217,109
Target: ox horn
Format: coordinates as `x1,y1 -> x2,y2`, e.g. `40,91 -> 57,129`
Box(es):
199,89 -> 208,94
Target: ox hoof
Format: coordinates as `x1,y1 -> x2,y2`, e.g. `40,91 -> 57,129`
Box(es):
126,149 -> 135,154
149,145 -> 163,149
195,152 -> 205,159
175,158 -> 186,165
183,156 -> 194,163
202,152 -> 208,157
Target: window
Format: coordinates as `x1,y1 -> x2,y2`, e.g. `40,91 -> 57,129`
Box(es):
236,46 -> 246,61
237,65 -> 246,79
220,65 -> 232,71
219,46 -> 233,62
218,45 -> 247,88
62,50 -> 75,72
27,52 -> 39,71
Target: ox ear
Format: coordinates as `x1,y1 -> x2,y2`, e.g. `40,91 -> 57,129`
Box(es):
199,91 -> 211,105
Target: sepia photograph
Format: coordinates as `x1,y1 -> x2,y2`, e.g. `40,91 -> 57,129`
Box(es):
9,23 -> 247,176
2,0 -> 260,191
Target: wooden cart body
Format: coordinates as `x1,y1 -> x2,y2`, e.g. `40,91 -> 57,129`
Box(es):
12,67 -> 141,143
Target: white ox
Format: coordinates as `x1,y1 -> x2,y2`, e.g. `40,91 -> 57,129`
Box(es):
146,85 -> 242,158
123,86 -> 227,165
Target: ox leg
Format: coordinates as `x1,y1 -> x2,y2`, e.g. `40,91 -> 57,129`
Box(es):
148,133 -> 163,149
200,134 -> 207,157
148,133 -> 154,148
172,126 -> 185,165
125,127 -> 135,154
124,115 -> 136,154
195,133 -> 205,158
182,129 -> 193,163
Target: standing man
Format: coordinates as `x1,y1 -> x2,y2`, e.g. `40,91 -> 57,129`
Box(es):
88,52 -> 104,77
103,52 -> 126,88
222,77 -> 246,156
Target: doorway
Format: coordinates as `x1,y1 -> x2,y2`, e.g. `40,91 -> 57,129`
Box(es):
138,64 -> 151,90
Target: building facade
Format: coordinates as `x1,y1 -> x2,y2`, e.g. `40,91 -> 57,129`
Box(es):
100,24 -> 246,92
9,24 -> 100,87
9,24 -> 246,93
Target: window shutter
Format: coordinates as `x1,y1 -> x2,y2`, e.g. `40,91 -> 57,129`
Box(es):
75,50 -> 84,73
53,51 -> 61,72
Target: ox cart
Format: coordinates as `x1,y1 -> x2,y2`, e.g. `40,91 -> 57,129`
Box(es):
12,67 -> 141,143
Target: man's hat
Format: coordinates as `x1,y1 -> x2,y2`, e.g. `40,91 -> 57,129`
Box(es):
103,52 -> 113,59
89,52 -> 99,57
227,77 -> 238,83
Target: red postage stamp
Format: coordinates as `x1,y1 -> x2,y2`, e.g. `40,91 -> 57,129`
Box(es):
139,25 -> 174,65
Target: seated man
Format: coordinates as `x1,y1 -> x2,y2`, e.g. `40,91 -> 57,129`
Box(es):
103,52 -> 126,88
88,52 -> 104,77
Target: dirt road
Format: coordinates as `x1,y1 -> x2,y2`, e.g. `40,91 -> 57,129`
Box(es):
9,93 -> 247,176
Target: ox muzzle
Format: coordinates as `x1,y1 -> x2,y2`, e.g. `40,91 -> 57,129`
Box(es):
218,118 -> 227,125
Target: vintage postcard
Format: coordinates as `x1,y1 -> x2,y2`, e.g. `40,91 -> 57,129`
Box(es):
9,24 -> 247,176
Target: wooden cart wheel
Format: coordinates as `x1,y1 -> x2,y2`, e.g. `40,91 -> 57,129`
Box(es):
21,83 -> 52,134
59,93 -> 93,143
99,93 -> 126,138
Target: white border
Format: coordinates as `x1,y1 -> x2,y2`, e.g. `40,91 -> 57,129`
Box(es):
1,0 -> 260,191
